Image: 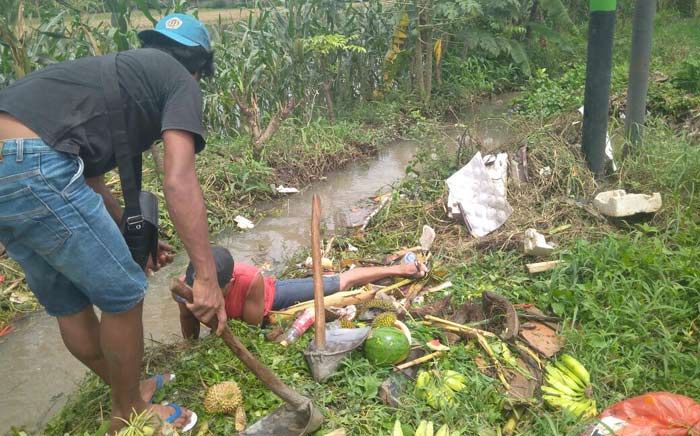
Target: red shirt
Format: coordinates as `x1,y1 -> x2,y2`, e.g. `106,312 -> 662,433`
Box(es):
224,263 -> 276,319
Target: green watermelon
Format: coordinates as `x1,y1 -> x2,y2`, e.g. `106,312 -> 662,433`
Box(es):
364,327 -> 410,366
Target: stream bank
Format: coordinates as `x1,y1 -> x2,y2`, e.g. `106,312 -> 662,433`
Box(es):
2,96 -> 518,434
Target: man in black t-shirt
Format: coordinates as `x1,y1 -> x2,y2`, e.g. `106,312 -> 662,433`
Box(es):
0,14 -> 226,432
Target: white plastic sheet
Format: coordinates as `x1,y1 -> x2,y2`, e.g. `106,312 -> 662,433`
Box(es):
446,152 -> 513,237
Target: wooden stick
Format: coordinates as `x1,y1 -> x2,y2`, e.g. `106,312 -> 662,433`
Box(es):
394,351 -> 443,371
474,332 -> 511,391
311,194 -> 325,349
360,194 -> 391,230
423,281 -> 453,294
424,315 -> 496,338
424,316 -> 510,390
526,260 -> 562,274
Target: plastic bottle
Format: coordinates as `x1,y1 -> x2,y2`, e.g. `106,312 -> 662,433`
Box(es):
402,251 -> 417,265
279,308 -> 315,347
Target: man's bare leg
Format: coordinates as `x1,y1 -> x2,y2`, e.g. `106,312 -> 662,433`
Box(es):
100,301 -> 191,433
57,307 -> 172,402
338,262 -> 427,291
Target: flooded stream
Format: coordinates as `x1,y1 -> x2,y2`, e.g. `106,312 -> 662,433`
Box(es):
0,96 -> 515,434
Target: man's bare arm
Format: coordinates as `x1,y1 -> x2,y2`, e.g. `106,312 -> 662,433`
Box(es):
162,129 -> 227,334
85,175 -> 123,223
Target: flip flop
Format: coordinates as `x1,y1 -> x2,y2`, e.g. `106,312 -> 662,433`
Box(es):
164,402 -> 198,433
148,373 -> 176,403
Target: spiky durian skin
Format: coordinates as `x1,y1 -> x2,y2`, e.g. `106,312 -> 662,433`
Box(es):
203,381 -> 242,415
339,318 -> 356,329
371,312 -> 398,328
357,299 -> 396,314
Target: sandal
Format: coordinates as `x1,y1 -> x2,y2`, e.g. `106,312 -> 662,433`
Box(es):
147,373 -> 176,403
164,402 -> 198,432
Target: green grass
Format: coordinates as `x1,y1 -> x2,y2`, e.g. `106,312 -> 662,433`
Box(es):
42,108 -> 700,434
20,10 -> 700,436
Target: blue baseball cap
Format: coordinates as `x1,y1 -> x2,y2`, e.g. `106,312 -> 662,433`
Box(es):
138,13 -> 212,52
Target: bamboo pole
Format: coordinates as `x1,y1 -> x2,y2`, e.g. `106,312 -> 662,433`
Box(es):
311,194 -> 325,349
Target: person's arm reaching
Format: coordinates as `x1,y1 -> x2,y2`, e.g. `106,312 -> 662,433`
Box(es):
162,129 -> 227,335
85,175 -> 123,223
85,174 -> 174,272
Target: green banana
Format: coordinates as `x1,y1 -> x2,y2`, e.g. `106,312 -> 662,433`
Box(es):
554,362 -> 587,391
544,373 -> 580,397
435,424 -> 449,436
545,365 -> 572,386
392,419 -> 404,436
542,394 -> 577,409
541,385 -> 583,400
560,354 -> 591,386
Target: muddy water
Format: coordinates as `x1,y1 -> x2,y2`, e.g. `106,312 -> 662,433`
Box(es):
0,96 -> 515,434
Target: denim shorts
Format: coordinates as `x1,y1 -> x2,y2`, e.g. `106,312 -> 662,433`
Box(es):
272,275 -> 341,310
0,138 -> 147,317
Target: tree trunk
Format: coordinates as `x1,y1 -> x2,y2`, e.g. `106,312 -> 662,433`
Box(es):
422,0 -> 433,103
435,37 -> 446,85
252,98 -> 297,159
150,144 -> 164,180
526,0 -> 540,38
414,26 -> 426,100
321,81 -> 335,124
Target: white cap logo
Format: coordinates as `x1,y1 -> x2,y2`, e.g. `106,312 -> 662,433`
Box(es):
165,17 -> 183,29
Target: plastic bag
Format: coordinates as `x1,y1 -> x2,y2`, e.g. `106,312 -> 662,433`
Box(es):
584,392 -> 700,435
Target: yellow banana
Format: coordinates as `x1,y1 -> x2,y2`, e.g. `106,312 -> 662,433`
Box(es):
435,424 -> 449,436
560,354 -> 591,386
415,420 -> 428,436
443,371 -> 466,392
425,421 -> 434,436
424,389 -> 438,409
416,371 -> 431,389
503,415 -> 517,435
587,399 -> 598,418
392,419 -> 404,436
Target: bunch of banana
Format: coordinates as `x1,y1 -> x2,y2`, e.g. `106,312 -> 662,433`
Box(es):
415,369 -> 466,409
542,354 -> 597,419
392,419 -> 459,436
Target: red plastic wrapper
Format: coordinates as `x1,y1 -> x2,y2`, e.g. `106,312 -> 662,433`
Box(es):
584,392 -> 700,435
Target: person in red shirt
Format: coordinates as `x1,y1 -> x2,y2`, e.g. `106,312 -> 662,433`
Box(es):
175,245 -> 428,338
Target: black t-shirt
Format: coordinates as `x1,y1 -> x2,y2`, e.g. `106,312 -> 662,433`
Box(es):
0,48 -> 205,177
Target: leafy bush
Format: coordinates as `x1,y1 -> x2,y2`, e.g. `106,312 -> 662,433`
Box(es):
515,65 -> 585,117
672,56 -> 700,93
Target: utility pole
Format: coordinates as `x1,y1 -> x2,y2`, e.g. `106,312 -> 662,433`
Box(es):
581,0 -> 616,176
625,0 -> 655,153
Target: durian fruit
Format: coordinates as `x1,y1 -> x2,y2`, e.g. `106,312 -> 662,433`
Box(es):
234,405 -> 247,432
339,318 -> 356,329
357,299 -> 396,314
203,381 -> 242,415
372,312 -> 398,328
